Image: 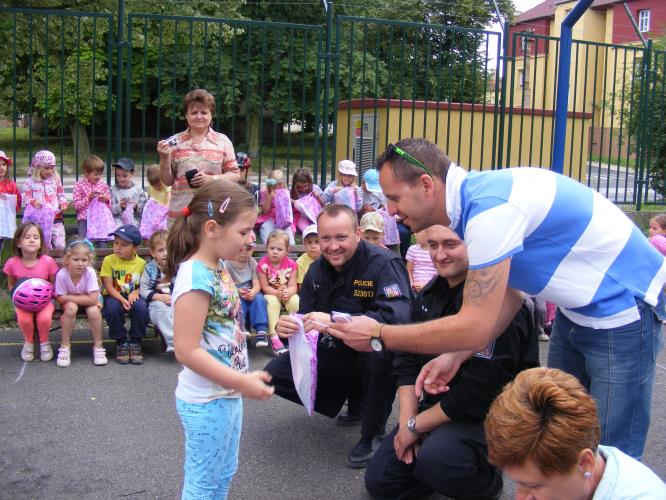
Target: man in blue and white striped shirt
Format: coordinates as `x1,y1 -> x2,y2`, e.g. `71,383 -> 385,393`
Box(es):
329,138 -> 665,460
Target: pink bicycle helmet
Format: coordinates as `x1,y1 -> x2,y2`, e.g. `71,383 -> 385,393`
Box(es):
11,278 -> 54,312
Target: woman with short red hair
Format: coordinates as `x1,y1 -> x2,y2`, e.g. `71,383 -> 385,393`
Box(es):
157,88 -> 240,227
484,367 -> 665,499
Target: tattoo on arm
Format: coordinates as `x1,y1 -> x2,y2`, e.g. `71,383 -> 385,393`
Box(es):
464,266 -> 502,303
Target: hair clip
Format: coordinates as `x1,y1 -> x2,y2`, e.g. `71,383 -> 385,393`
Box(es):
265,178 -> 278,187
181,206 -> 191,217
67,239 -> 95,251
207,201 -> 214,218
219,197 -> 230,214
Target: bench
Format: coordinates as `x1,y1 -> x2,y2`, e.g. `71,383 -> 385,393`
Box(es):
45,243 -> 307,350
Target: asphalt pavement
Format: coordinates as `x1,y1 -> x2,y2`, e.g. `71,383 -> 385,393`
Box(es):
1,327 -> 665,500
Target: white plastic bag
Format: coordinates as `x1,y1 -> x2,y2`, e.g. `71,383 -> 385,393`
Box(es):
288,314 -> 319,416
0,194 -> 17,238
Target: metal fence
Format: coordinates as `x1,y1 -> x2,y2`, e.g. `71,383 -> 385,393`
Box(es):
0,6 -> 664,209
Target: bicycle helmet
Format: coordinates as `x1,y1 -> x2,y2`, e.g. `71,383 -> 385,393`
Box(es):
11,278 -> 54,312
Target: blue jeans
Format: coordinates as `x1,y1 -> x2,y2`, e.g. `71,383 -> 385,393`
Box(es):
176,397 -> 243,500
547,299 -> 664,460
240,293 -> 268,333
102,296 -> 149,343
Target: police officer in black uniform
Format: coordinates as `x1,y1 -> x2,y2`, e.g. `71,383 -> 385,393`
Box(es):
264,204 -> 412,468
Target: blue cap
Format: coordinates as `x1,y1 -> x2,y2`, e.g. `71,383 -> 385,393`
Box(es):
112,157 -> 135,171
109,225 -> 142,245
363,169 -> 382,193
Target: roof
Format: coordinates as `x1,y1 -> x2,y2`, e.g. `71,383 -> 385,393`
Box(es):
513,0 -> 624,24
514,0 -> 558,24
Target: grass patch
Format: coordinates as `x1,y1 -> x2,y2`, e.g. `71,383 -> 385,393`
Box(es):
588,153 -> 636,170
0,298 -> 16,328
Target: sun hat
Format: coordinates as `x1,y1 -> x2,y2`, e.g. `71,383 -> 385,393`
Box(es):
302,224 -> 318,240
337,160 -> 358,176
0,150 -> 12,166
363,169 -> 382,193
360,212 -> 384,233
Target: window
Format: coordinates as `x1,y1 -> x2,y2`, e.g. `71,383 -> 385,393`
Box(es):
638,10 -> 650,33
519,69 -> 525,88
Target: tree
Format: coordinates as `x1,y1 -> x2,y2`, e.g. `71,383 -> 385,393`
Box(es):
0,0 -> 245,162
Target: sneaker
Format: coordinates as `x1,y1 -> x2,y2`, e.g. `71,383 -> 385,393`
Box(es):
93,346 -> 108,366
116,343 -> 130,364
270,335 -> 288,356
21,343 -> 35,362
40,342 -> 54,362
255,331 -> 268,348
165,345 -> 175,353
129,343 -> 144,365
539,332 -> 550,342
56,346 -> 71,367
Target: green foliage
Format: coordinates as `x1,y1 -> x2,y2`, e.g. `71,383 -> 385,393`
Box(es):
0,0 -> 515,161
618,37 -> 666,196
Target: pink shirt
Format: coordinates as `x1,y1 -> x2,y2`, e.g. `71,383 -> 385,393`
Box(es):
167,128 -> 237,221
55,266 -> 100,296
649,235 -> 666,256
72,178 -> 111,221
406,244 -> 438,285
257,255 -> 297,291
3,255 -> 59,281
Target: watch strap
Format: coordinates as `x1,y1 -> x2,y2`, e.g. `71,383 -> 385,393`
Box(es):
371,322 -> 384,339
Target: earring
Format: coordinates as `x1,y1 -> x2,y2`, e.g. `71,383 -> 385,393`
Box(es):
583,472 -> 592,479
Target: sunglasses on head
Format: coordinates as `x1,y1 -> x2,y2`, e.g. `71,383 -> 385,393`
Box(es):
386,143 -> 433,178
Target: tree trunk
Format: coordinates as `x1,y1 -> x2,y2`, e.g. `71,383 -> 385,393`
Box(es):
248,113 -> 260,157
68,122 -> 90,168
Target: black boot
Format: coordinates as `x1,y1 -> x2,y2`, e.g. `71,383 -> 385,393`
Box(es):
337,396 -> 363,427
346,433 -> 385,469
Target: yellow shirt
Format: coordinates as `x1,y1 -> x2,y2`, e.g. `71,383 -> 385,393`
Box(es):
100,254 -> 146,296
296,253 -> 316,284
148,185 -> 170,206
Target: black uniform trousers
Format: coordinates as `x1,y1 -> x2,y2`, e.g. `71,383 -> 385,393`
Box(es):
265,339 -> 396,438
364,420 -> 501,500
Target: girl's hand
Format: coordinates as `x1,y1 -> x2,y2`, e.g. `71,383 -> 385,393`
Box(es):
120,198 -> 128,208
89,191 -> 97,200
98,194 -> 109,203
120,297 -> 131,311
239,370 -> 274,400
156,293 -> 171,305
280,289 -> 290,302
32,200 -> 42,208
60,202 -> 68,211
245,289 -> 256,301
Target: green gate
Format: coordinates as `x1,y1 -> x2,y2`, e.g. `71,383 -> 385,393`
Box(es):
1,5 -> 664,209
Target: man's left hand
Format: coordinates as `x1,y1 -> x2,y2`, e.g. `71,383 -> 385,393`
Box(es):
394,426 -> 420,464
327,315 -> 377,352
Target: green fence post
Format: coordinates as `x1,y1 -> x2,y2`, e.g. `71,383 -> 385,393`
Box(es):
636,39 -> 652,211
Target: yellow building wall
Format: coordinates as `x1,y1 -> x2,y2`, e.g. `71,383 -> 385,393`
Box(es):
510,1 -> 643,160
336,104 -> 591,181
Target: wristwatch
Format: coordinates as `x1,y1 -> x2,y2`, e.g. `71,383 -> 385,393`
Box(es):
407,415 -> 419,435
370,323 -> 385,352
